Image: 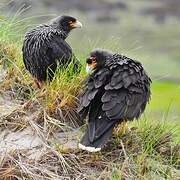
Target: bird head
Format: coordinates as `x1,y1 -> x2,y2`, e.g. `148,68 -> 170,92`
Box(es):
51,15 -> 82,33
86,49 -> 113,74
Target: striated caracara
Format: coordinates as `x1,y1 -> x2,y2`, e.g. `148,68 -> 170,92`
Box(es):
22,15 -> 82,88
78,49 -> 151,152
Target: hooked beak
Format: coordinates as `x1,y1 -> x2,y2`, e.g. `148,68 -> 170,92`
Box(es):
71,20 -> 82,28
86,65 -> 93,74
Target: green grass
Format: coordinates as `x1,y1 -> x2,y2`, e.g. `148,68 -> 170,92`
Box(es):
143,81 -> 180,126
149,81 -> 180,113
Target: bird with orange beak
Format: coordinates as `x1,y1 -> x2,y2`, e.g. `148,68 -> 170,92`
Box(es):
78,49 -> 151,152
22,15 -> 82,88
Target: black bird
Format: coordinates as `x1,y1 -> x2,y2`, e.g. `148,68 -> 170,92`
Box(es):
78,49 -> 151,152
22,15 -> 82,88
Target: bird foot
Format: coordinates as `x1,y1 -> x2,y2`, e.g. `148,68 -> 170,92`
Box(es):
114,122 -> 131,136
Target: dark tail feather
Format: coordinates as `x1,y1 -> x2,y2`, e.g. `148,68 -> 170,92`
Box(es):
80,124 -> 114,149
80,112 -> 116,150
88,121 -> 96,142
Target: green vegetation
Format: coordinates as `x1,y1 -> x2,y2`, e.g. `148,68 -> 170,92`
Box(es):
0,12 -> 179,179
149,81 -> 180,114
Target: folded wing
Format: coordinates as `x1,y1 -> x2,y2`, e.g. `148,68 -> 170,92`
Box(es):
102,55 -> 151,121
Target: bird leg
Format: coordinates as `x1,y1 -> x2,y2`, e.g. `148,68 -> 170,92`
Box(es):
114,121 -> 130,136
121,121 -> 130,135
34,79 -> 44,89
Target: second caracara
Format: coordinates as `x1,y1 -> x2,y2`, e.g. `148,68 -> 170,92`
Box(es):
78,49 -> 151,152
22,16 -> 82,88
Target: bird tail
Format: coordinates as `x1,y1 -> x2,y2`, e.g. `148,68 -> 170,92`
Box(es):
79,110 -> 116,152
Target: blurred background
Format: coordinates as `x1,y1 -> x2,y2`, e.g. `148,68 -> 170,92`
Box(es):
0,0 -> 180,121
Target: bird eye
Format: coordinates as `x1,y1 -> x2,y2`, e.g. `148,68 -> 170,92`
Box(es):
86,57 -> 96,64
92,59 -> 96,63
68,21 -> 73,24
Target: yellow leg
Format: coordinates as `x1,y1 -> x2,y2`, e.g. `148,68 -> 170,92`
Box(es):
121,121 -> 129,135
114,121 -> 130,136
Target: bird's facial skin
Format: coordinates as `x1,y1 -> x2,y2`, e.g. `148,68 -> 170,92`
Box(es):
86,57 -> 97,74
68,20 -> 82,28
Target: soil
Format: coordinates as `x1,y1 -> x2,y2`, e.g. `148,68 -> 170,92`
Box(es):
0,69 -> 80,161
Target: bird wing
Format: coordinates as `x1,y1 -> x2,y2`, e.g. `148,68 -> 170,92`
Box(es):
102,57 -> 151,121
22,33 -> 73,81
77,68 -> 110,119
45,36 -> 72,66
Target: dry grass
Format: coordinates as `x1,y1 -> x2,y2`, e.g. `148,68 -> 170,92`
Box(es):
0,96 -> 179,179
1,124 -> 179,179
0,150 -> 84,179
